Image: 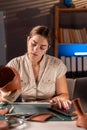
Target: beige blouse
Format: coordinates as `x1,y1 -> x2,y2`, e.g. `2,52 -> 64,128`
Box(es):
6,53 -> 67,101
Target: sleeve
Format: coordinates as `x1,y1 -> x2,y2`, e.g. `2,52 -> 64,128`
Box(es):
56,59 -> 67,79
6,58 -> 19,71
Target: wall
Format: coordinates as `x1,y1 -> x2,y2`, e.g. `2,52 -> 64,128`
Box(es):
0,0 -> 87,63
0,0 -> 60,62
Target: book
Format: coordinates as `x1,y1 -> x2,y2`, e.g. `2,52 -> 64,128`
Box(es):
77,57 -> 82,72
71,56 -> 76,72
65,57 -> 71,72
83,57 -> 87,71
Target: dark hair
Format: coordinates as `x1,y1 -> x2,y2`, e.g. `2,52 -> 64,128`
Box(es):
29,25 -> 51,45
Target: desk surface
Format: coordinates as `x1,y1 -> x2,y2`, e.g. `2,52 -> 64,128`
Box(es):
11,121 -> 84,130
0,102 -> 84,130
1,102 -> 72,121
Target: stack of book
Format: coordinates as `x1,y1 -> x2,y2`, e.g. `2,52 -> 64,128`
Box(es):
60,28 -> 87,43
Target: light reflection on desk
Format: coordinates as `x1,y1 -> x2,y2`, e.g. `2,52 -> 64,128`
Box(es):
12,121 -> 84,130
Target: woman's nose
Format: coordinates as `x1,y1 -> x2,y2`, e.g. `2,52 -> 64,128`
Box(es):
34,45 -> 40,52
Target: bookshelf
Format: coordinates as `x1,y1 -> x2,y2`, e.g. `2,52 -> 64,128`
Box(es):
54,7 -> 87,57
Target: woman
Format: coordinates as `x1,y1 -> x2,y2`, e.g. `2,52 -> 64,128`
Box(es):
6,25 -> 71,109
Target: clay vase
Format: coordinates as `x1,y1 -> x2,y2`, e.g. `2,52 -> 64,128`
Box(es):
0,120 -> 9,130
72,98 -> 87,129
0,66 -> 21,92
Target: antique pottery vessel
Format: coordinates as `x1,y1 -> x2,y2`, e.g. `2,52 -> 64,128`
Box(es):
72,98 -> 87,129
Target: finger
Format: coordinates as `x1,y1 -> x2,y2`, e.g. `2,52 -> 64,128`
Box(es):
62,101 -> 69,110
53,96 -> 62,109
52,97 -> 65,109
50,97 -> 59,107
57,98 -> 70,110
54,97 -> 62,109
67,100 -> 72,104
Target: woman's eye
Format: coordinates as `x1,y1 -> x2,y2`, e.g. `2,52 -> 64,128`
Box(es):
31,41 -> 47,50
31,42 -> 36,47
40,46 -> 46,50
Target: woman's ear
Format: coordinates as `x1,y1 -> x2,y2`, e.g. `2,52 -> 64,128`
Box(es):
48,44 -> 51,49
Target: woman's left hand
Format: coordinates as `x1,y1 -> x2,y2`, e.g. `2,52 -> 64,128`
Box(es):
49,95 -> 71,110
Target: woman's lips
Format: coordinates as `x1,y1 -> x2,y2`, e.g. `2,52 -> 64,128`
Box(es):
32,53 -> 38,56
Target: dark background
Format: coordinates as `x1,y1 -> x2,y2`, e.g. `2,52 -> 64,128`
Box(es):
0,0 -> 76,65
0,0 -> 60,64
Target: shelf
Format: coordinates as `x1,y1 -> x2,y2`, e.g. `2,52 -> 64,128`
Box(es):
54,7 -> 87,57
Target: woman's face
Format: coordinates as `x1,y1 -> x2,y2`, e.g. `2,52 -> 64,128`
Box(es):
27,34 -> 49,63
